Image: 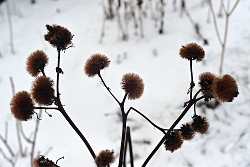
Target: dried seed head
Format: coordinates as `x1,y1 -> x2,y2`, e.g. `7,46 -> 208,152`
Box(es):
44,24 -> 73,51
121,73 -> 144,100
198,72 -> 217,97
191,115 -> 209,134
179,43 -> 205,62
32,155 -> 59,167
31,76 -> 55,105
10,91 -> 34,121
164,131 -> 183,152
26,50 -> 49,77
32,157 -> 40,167
211,74 -> 239,102
84,54 -> 110,77
180,123 -> 196,140
94,150 -> 115,167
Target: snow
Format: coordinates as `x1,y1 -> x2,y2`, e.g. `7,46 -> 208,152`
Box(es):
0,0 -> 250,166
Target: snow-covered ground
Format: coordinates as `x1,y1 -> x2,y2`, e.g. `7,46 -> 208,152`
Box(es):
0,0 -> 250,166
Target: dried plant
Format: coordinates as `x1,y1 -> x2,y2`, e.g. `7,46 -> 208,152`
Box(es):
32,155 -> 60,167
26,50 -> 49,77
10,91 -> 35,121
2,77 -> 47,167
31,76 -> 55,106
208,0 -> 240,76
95,150 -> 115,167
8,24 -> 239,167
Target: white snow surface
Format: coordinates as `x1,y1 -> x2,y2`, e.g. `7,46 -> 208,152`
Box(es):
0,0 -> 250,167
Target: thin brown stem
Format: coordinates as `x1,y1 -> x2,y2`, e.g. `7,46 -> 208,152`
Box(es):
55,98 -> 96,159
35,106 -> 58,110
98,72 -> 120,104
41,69 -> 46,76
189,60 -> 195,99
142,96 -> 205,167
122,93 -> 128,105
118,94 -> 129,167
98,71 -> 128,167
123,128 -> 128,167
118,104 -> 127,167
127,127 -> 134,167
54,48 -> 96,159
123,126 -> 134,167
184,89 -> 203,107
56,48 -> 61,98
127,107 -> 167,134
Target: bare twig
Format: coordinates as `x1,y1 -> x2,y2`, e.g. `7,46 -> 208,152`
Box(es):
0,148 -> 15,167
182,3 -> 207,43
158,0 -> 164,34
209,0 -> 240,76
0,130 -> 14,157
10,77 -> 27,157
6,0 -> 15,54
44,146 -> 53,156
19,122 -> 33,143
116,2 -> 127,40
98,72 -> 120,104
127,107 -> 167,134
209,0 -> 223,45
30,109 -> 42,165
99,0 -> 107,43
137,1 -> 144,38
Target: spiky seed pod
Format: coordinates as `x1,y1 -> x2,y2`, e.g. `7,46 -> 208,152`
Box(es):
94,150 -> 115,167
179,43 -> 205,62
198,72 -> 217,97
32,155 -> 59,167
180,123 -> 196,140
84,54 -> 110,77
164,131 -> 183,152
31,76 -> 55,105
44,24 -> 73,51
191,115 -> 209,134
211,74 -> 239,102
26,50 -> 49,77
10,91 -> 34,121
121,73 -> 144,100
